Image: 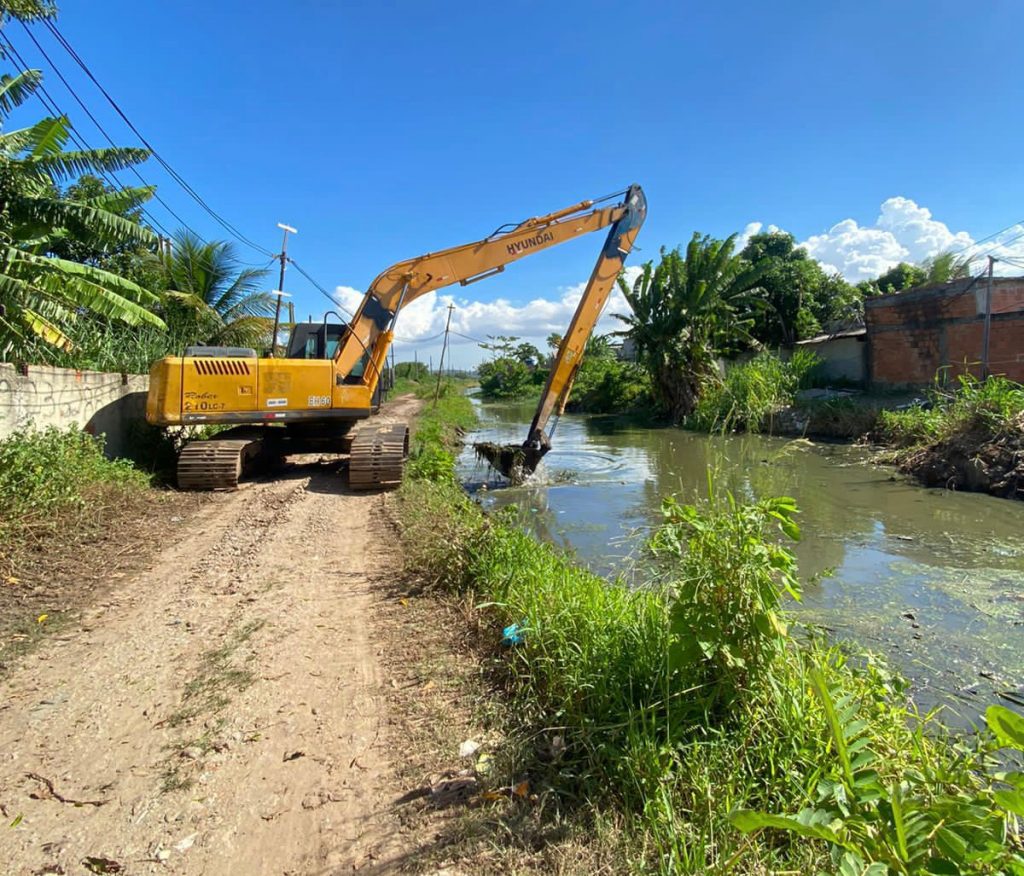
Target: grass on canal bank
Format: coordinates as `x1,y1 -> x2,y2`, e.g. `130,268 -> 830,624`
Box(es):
395,387 -> 1024,873
877,374 -> 1024,499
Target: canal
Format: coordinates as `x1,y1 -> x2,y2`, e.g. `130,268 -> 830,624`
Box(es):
459,395 -> 1024,721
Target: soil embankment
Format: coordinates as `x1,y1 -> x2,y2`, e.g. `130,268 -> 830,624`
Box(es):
0,395 -> 441,874
898,425 -> 1024,499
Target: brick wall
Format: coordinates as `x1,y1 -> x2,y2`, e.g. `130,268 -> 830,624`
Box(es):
864,278 -> 1024,387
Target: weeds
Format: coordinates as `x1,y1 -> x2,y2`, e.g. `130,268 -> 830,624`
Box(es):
877,373 -> 1024,449
0,427 -> 148,540
690,349 -> 819,433
161,618 -> 264,792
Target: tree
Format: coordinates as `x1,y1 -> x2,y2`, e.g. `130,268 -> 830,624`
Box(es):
514,341 -> 542,369
869,262 -> 927,296
161,231 -> 273,349
615,234 -> 765,422
922,251 -> 972,285
0,68 -> 165,357
477,356 -> 531,399
858,251 -> 973,299
0,0 -> 56,23
739,230 -> 857,345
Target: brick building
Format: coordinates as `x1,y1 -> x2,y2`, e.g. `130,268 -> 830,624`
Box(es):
864,277 -> 1024,387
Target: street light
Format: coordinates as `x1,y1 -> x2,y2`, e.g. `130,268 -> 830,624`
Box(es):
271,223 -> 298,356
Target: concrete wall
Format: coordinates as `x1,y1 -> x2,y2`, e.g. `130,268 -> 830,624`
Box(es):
0,363 -> 149,457
795,333 -> 867,384
864,278 -> 1024,388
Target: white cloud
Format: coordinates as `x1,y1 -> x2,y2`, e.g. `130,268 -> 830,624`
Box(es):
800,217 -> 911,282
793,197 -> 1024,282
735,221 -> 779,253
331,265 -> 644,365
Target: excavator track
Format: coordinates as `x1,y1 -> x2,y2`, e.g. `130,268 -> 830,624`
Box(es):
349,423 -> 409,491
177,435 -> 263,491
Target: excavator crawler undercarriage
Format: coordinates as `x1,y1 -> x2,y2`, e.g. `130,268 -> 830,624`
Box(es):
174,421 -> 410,492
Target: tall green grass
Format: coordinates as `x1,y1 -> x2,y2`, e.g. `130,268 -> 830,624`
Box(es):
877,373 -> 1024,449
397,389 -> 1024,873
690,349 -> 819,433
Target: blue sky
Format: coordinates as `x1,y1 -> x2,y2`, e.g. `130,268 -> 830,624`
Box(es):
8,1 -> 1024,365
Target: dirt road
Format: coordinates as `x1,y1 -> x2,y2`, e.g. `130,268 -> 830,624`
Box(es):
0,396 -> 423,875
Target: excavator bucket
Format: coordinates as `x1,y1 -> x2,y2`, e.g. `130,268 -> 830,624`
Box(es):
473,442 -> 547,485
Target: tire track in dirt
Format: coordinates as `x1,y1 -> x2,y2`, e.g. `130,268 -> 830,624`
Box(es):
0,396 -> 421,875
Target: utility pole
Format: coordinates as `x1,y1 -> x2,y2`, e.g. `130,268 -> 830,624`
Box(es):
982,256 -> 995,379
434,303 -> 455,405
271,223 -> 297,356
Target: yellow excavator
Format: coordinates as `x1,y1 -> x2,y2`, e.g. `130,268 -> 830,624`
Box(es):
146,184 -> 646,490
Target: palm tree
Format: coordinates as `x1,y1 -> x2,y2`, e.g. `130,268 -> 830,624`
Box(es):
615,234 -> 765,422
0,67 -> 165,357
922,250 -> 973,285
162,231 -> 273,349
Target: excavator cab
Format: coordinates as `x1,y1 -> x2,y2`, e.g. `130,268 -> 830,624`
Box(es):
285,322 -> 346,360
285,321 -> 378,388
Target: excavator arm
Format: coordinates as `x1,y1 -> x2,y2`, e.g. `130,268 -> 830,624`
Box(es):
523,184 -> 646,457
334,185 -> 647,397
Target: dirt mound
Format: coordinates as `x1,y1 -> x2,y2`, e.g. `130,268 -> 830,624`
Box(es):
900,428 -> 1024,499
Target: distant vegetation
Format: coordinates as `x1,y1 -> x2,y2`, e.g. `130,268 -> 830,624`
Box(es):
474,226 -> 978,428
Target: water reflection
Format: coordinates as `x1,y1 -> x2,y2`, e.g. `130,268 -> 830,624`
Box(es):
459,394 -> 1024,721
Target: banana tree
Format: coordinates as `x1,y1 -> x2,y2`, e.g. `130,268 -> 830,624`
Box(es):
0,67 -> 165,358
615,234 -> 765,422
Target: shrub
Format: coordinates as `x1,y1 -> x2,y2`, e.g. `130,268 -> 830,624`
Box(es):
568,357 -> 653,413
876,404 -> 942,447
877,374 -> 1024,449
0,426 -> 147,538
478,356 -> 534,400
691,349 -> 819,433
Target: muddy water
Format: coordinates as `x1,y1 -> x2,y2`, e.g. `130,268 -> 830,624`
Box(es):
459,396 -> 1024,721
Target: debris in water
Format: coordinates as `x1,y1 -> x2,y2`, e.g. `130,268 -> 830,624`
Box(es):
474,441 -> 545,484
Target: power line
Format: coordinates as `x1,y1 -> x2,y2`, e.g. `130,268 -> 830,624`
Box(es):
0,30 -> 274,288
948,218 -> 1024,258
41,19 -> 275,259
451,330 -> 488,344
393,329 -> 445,343
973,229 -> 1024,264
0,29 -> 180,245
14,21 -> 198,240
286,257 -> 355,318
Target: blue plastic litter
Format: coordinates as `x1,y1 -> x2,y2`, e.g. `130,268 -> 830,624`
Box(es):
502,620 -> 527,646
